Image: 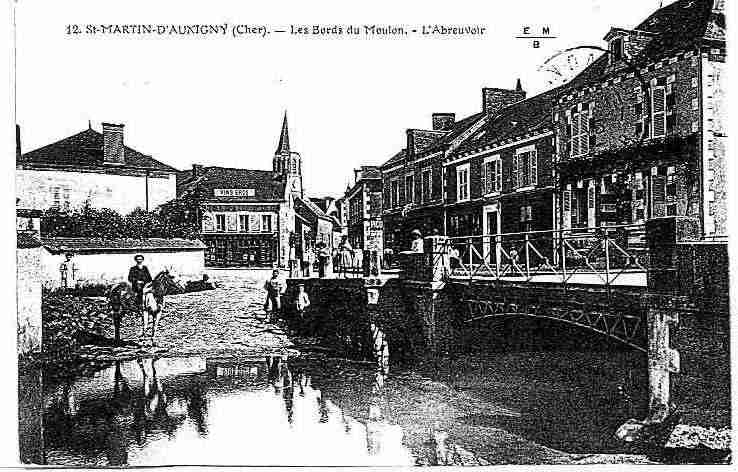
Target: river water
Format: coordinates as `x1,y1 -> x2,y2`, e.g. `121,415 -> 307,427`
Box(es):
19,346 -> 650,466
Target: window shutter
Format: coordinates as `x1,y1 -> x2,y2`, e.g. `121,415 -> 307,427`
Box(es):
651,85 -> 666,138
512,155 -> 519,188
482,161 -> 489,194
571,114 -> 580,156
530,150 -> 538,186
562,190 -> 572,229
495,160 -> 502,192
651,175 -> 667,217
580,110 -> 590,154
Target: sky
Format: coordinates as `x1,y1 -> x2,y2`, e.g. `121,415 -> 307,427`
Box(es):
15,0 -> 668,197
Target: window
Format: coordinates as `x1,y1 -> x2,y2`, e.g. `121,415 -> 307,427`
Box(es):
261,214 -> 272,232
456,164 -> 470,201
391,179 -> 400,208
651,78 -> 667,138
51,185 -> 71,210
239,214 -> 249,232
568,103 -> 592,157
405,174 -> 414,204
215,214 -> 226,232
482,155 -> 502,194
421,168 -> 432,202
513,147 -> 538,188
610,37 -> 624,62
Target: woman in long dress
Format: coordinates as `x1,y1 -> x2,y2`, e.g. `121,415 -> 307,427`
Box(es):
339,236 -> 353,277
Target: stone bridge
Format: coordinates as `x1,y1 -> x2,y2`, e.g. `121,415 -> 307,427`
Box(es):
284,216 -> 729,437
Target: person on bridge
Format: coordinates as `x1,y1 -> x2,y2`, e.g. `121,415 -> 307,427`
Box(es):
128,254 -> 153,308
338,236 -> 353,278
409,229 -> 424,253
317,242 -> 331,278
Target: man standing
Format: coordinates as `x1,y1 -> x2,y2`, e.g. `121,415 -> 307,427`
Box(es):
263,269 -> 285,322
59,253 -> 78,290
128,254 -> 153,308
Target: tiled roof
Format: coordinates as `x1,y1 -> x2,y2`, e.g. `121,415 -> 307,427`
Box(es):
454,87 -> 561,156
19,128 -> 177,173
177,166 -> 286,201
297,196 -> 331,220
380,149 -> 407,168
566,0 -> 723,91
17,232 -> 42,249
43,237 -> 205,253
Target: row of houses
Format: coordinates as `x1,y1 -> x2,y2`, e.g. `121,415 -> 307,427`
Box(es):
343,0 -> 726,259
16,114 -> 346,270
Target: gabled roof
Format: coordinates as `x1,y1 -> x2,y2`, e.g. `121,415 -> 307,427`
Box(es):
566,0 -> 724,92
19,128 -> 177,173
177,166 -> 286,201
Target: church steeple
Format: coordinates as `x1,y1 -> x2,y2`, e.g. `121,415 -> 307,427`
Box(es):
273,111 -> 303,197
275,112 -> 290,155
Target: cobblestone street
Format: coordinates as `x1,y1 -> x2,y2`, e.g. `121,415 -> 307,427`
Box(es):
96,269 -> 296,358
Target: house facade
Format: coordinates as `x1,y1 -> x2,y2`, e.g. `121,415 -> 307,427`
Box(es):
444,88 -> 559,243
380,84 -> 526,253
345,166 -> 384,254
177,113 -> 332,267
553,0 -> 726,236
375,0 -> 725,252
16,123 -> 178,214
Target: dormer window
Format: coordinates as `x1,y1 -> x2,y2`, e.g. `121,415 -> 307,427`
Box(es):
610,36 -> 624,62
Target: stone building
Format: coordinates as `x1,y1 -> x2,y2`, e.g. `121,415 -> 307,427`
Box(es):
376,0 -> 725,247
345,166 -> 383,253
177,113 -> 330,267
553,0 -> 726,236
16,122 -> 178,214
380,83 -> 525,252
444,87 -> 560,241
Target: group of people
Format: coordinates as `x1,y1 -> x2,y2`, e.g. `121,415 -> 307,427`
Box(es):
263,269 -> 310,324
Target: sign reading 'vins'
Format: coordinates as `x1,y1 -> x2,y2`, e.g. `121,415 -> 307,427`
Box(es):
214,188 -> 256,197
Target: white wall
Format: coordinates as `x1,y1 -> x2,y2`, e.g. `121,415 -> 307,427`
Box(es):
16,247 -> 42,355
16,168 -> 177,214
42,249 -> 205,290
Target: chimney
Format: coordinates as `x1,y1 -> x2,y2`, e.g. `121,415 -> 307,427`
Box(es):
102,122 -> 125,164
482,84 -> 526,116
432,113 -> 456,131
192,164 -> 204,179
15,124 -> 21,161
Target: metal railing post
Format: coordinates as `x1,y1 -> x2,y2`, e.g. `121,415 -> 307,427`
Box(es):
561,230 -> 567,285
495,234 -> 500,280
604,229 -> 611,286
524,232 -> 530,278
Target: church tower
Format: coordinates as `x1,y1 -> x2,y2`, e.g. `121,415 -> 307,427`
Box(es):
273,112 -> 303,197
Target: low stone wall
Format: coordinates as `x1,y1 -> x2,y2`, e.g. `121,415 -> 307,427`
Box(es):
41,248 -> 205,291
17,246 -> 43,356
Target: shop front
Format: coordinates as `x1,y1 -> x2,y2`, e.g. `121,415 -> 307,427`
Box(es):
203,233 -> 278,267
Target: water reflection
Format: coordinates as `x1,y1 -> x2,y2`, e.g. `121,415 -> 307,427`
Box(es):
27,355 -> 415,466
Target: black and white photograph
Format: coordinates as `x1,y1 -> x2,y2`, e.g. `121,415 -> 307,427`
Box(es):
4,0 -> 733,466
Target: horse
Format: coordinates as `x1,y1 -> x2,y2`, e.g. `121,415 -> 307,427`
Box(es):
108,270 -> 183,345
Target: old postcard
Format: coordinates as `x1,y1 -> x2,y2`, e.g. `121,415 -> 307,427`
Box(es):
5,0 -> 732,466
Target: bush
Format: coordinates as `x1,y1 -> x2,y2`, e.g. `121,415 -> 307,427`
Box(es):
41,197 -> 200,240
42,292 -> 112,357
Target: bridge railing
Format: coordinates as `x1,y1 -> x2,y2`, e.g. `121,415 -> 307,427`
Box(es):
444,224 -> 648,287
